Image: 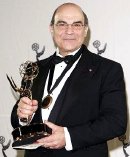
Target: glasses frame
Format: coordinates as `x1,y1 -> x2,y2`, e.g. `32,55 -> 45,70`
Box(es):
54,21 -> 86,31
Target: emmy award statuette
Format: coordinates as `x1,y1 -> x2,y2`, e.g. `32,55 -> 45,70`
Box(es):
7,61 -> 52,149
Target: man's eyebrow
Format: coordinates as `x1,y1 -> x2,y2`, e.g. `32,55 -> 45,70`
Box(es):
73,21 -> 83,24
56,20 -> 67,24
56,20 -> 83,24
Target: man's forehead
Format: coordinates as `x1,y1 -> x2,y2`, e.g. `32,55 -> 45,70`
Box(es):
54,12 -> 84,23
53,4 -> 85,24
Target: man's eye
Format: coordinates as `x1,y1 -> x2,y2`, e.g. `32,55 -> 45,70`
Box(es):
56,23 -> 67,27
59,23 -> 66,26
73,23 -> 82,27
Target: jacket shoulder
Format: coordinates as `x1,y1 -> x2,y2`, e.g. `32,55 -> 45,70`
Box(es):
87,49 -> 122,69
37,55 -> 54,67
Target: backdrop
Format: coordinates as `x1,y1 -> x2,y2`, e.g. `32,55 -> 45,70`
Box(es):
0,0 -> 130,157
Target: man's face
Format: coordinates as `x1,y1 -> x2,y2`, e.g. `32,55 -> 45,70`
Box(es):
50,5 -> 88,56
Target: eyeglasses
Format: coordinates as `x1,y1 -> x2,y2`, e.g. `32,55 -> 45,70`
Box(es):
55,22 -> 85,31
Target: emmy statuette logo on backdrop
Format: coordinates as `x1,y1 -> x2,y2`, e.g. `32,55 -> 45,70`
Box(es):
0,136 -> 11,157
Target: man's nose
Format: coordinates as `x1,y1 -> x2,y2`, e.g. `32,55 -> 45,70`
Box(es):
65,24 -> 74,33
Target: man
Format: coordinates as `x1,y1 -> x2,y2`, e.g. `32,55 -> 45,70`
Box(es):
11,2 -> 127,157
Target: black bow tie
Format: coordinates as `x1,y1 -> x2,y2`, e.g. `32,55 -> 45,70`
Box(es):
52,46 -> 84,65
52,55 -> 73,64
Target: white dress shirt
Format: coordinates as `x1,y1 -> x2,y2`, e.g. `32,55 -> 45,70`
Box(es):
42,48 -> 81,150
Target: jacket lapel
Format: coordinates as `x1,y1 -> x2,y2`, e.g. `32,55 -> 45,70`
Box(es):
48,45 -> 101,123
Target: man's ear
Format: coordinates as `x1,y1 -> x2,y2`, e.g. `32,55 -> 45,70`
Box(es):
49,25 -> 54,34
84,26 -> 88,37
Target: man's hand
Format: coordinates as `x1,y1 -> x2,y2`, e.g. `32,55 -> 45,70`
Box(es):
37,121 -> 66,149
17,97 -> 38,119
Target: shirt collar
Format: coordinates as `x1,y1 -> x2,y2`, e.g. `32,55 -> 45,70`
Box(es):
56,47 -> 81,57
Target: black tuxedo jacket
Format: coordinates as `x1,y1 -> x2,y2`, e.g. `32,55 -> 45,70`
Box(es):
11,45 -> 127,157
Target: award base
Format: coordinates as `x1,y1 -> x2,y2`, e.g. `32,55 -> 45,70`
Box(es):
12,123 -> 52,149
